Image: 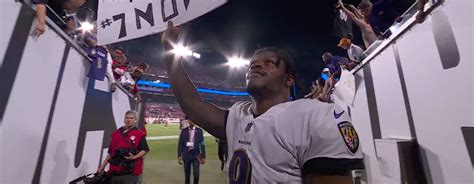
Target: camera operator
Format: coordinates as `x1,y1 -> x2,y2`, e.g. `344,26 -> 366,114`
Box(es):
97,110 -> 149,184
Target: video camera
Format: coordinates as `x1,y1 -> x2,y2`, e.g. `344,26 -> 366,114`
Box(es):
108,148 -> 139,174
69,171 -> 109,184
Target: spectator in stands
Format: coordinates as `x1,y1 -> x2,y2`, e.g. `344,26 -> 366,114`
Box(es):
216,138 -> 227,171
416,0 -> 428,23
304,81 -> 318,99
338,0 -> 378,48
45,0 -> 96,34
110,46 -> 128,64
115,65 -> 138,99
62,0 -> 97,20
129,63 -> 150,101
178,120 -> 206,184
304,78 -> 325,99
369,0 -> 401,35
322,52 -> 347,78
110,47 -> 130,78
97,110 -> 149,184
75,7 -> 94,22
64,16 -> 77,36
32,0 -> 47,37
109,47 -> 136,93
338,37 -> 365,63
302,75 -> 334,102
319,75 -> 337,103
84,27 -> 117,92
131,63 -> 150,80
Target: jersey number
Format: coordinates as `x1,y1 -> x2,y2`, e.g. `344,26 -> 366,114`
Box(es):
228,149 -> 252,184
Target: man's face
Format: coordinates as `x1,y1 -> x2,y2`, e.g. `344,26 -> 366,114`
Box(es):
245,51 -> 289,96
341,44 -> 350,50
110,49 -> 119,59
322,55 -> 331,63
188,120 -> 194,127
66,18 -> 75,30
112,49 -> 126,62
124,113 -> 136,128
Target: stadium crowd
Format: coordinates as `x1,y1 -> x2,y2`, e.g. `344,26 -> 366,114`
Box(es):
144,103 -> 186,123
30,0 -> 150,101
304,0 -> 424,102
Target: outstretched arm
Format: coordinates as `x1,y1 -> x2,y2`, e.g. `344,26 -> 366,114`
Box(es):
416,0 -> 429,23
161,22 -> 227,139
339,2 -> 367,29
33,3 -> 46,37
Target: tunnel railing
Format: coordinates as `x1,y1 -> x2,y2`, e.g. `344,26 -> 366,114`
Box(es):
20,0 -> 138,104
350,0 -> 443,74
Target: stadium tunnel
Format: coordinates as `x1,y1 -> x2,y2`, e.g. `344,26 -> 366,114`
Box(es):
1,0 -> 473,183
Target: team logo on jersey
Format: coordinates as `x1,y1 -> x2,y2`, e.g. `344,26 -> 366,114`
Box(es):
337,121 -> 359,154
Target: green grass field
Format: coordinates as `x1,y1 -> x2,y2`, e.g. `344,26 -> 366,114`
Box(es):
143,124 -> 226,184
146,124 -> 182,137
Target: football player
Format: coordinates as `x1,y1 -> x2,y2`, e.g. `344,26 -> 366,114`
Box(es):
160,21 -> 364,184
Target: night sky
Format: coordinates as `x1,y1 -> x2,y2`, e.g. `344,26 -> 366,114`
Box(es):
121,0 -> 363,95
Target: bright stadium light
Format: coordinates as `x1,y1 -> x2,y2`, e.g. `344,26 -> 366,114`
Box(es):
172,45 -> 193,57
171,44 -> 201,59
227,56 -> 249,68
192,52 -> 201,59
79,21 -> 94,32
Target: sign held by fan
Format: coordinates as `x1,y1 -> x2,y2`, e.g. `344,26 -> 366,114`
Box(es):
97,0 -> 227,45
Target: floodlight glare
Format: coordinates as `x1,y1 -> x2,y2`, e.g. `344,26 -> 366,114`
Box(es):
227,56 -> 249,68
192,52 -> 201,59
172,45 -> 193,57
79,21 -> 94,32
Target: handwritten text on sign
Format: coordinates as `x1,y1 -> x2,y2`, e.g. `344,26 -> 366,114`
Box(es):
97,0 -> 227,45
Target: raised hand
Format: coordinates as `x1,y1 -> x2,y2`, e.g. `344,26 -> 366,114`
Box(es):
161,21 -> 182,46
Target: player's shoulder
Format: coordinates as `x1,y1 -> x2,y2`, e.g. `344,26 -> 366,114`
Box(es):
286,98 -> 336,114
283,99 -> 351,123
228,101 -> 252,114
231,101 -> 252,107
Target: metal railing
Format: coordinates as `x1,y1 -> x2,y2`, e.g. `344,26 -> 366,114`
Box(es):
20,0 -> 140,109
350,0 -> 443,74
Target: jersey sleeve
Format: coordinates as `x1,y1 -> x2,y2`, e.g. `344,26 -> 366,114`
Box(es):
225,101 -> 246,141
295,102 -> 364,174
225,101 -> 252,151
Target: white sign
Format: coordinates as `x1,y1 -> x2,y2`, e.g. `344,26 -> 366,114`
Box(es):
97,0 -> 227,45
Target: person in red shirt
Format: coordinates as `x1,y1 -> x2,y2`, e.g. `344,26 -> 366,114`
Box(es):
109,47 -> 129,79
97,110 -> 149,184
